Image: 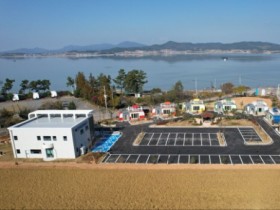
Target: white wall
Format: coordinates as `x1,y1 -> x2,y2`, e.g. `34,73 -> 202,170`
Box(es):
10,127 -> 76,159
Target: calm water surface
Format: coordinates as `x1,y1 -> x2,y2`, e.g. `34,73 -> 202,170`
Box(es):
0,54 -> 279,92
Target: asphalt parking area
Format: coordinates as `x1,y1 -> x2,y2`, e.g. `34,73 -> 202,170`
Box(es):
238,127 -> 262,143
138,132 -> 225,147
102,154 -> 280,164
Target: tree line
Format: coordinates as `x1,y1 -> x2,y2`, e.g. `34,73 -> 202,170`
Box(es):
66,69 -> 148,107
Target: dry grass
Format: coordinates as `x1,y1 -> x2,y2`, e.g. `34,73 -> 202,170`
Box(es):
233,97 -> 272,109
1,167 -> 280,209
133,132 -> 145,145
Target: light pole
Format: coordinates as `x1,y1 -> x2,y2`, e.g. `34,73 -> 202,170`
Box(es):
104,86 -> 108,118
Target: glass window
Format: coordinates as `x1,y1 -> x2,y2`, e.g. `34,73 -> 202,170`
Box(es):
43,136 -> 51,141
30,149 -> 42,154
163,109 -> 171,114
16,149 -> 20,154
52,136 -> 57,141
37,136 -> 41,141
131,113 -> 139,119
63,136 -> 67,141
80,129 -> 84,135
85,125 -> 89,130
14,136 -> 18,140
193,106 -> 200,111
46,148 -> 54,158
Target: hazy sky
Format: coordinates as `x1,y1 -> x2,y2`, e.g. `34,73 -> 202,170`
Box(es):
1,0 -> 280,51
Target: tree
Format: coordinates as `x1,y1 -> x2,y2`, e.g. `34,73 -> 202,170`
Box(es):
75,72 -> 93,100
1,78 -> 15,94
66,76 -> 75,93
166,80 -> 184,102
221,82 -> 234,94
19,80 -> 29,94
233,85 -> 250,95
113,69 -> 126,94
124,70 -> 147,94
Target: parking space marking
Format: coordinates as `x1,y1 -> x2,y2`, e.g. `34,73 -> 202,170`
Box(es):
102,154 -> 280,164
270,155 -> 276,164
137,132 -> 226,147
238,127 -> 263,143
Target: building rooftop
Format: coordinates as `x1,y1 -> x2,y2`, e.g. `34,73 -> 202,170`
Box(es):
9,110 -> 93,129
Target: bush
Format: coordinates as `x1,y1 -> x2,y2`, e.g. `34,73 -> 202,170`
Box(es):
67,101 -> 76,110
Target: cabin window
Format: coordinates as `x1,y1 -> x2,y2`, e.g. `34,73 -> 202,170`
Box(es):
131,113 -> 139,119
52,136 -> 57,141
85,125 -> 89,130
224,106 -> 231,111
80,129 -> 84,135
14,136 -> 18,140
43,136 -> 51,141
37,136 -> 41,141
30,149 -> 42,154
163,109 -> 171,114
16,149 -> 20,154
75,114 -> 86,118
63,136 -> 67,141
259,108 -> 262,112
193,106 -> 200,111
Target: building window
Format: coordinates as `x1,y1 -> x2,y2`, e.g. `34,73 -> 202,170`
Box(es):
131,113 -> 139,119
63,136 -> 67,141
85,125 -> 89,130
14,136 -> 18,140
16,149 -> 20,154
52,136 -> 57,141
163,109 -> 171,115
37,136 -> 41,141
30,149 -> 42,154
43,136 -> 51,141
80,129 -> 84,135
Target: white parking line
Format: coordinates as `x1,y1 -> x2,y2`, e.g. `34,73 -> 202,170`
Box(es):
259,155 -> 265,164
208,133 -> 211,146
146,155 -> 151,164
219,155 -> 221,164
192,133 -> 194,146
209,155 -> 211,164
269,155 -> 276,164
174,133 -> 178,146
249,155 -> 254,164
135,155 -> 141,163
165,133 -> 170,146
147,133 -> 154,145
156,133 -> 162,146
239,155 -> 244,164
115,155 -> 121,163
183,133 -> 186,146
229,155 -> 233,164
178,154 -> 180,164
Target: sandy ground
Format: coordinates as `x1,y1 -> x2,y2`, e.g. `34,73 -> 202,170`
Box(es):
233,96 -> 272,109
1,162 -> 280,209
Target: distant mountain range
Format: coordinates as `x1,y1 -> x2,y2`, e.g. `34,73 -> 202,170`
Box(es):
1,41 -> 146,54
2,41 -> 280,56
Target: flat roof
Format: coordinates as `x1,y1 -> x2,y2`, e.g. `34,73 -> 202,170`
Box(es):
11,116 -> 88,129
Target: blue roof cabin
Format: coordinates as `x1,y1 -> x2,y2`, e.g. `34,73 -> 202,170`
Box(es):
266,108 -> 280,125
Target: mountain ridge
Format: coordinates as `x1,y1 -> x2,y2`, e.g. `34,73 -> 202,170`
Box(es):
2,41 -> 280,55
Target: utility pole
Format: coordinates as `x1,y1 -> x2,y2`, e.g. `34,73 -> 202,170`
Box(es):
195,77 -> 198,96
239,75 -> 242,85
104,86 -> 108,118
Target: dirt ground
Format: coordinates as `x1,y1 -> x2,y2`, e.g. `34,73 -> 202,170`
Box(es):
205,96 -> 272,110
1,162 -> 280,209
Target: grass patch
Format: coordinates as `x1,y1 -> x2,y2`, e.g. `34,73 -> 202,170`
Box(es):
133,132 -> 145,145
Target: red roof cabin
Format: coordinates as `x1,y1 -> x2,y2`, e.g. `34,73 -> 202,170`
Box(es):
152,101 -> 176,118
118,105 -> 145,121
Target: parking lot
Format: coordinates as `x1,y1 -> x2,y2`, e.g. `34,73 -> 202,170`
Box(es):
139,132 -> 225,146
103,153 -> 280,164
238,127 -> 262,143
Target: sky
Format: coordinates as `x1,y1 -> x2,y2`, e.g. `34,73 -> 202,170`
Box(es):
1,0 -> 280,51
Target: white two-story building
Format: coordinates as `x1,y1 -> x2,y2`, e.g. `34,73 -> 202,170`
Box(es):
8,110 -> 95,161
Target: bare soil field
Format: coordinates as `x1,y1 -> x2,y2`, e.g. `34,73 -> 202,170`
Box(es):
1,163 -> 280,210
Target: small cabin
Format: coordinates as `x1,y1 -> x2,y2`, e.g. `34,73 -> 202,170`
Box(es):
51,91 -> 57,98
244,100 -> 268,116
12,94 -> 19,101
152,101 -> 176,118
118,105 -> 145,121
266,108 -> 280,125
214,98 -> 237,114
186,99 -> 205,114
33,92 -> 40,100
